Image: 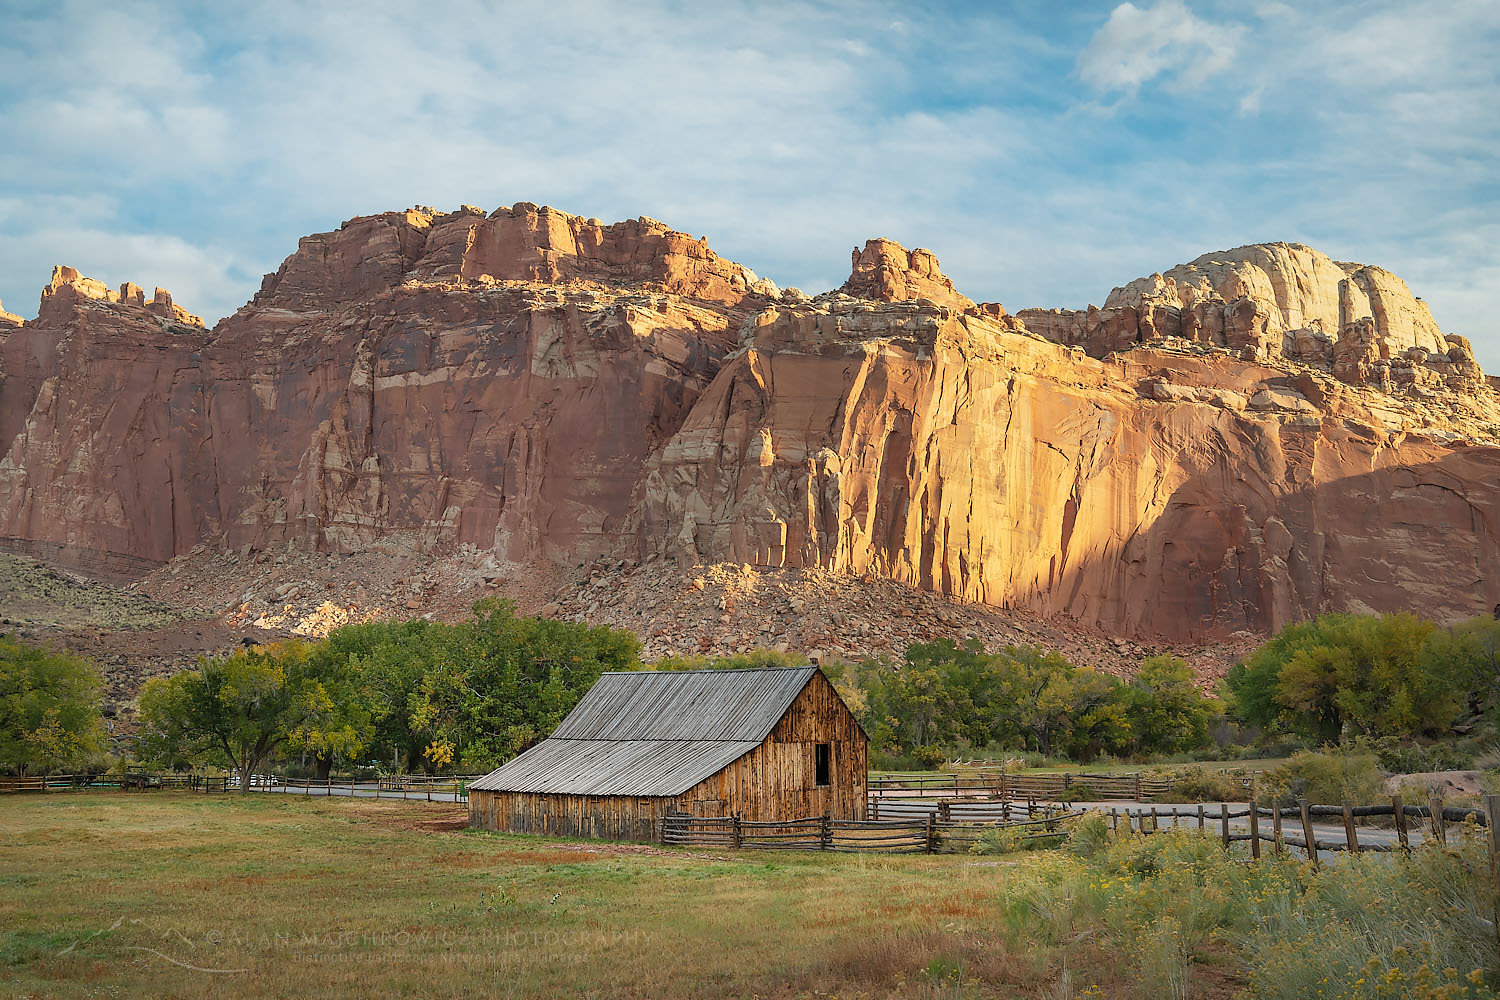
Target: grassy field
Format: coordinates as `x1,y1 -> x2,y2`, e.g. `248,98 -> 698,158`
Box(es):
1,794 -> 1495,999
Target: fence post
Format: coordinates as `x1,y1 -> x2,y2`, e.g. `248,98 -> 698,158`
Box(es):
1111,808 -> 1118,834
1220,803 -> 1230,847
1197,804 -> 1205,831
1249,799 -> 1260,859
1299,798 -> 1318,867
938,800 -> 951,823
1429,796 -> 1446,845
925,814 -> 935,854
1393,795 -> 1409,852
1342,800 -> 1359,854
1135,773 -> 1142,800
821,814 -> 831,852
732,814 -> 742,850
1272,798 -> 1283,856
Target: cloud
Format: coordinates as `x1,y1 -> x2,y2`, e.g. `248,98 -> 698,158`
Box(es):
0,0 -> 1495,374
0,194 -> 251,321
1076,0 -> 1241,93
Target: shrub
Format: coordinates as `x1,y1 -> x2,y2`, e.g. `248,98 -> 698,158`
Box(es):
1064,812 -> 1111,859
970,824 -> 1066,856
970,826 -> 1028,855
1237,839 -> 1499,999
1369,735 -> 1474,773
1146,766 -> 1249,803
911,744 -> 950,769
1259,744 -> 1385,804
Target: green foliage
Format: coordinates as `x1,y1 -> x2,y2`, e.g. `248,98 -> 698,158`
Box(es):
1147,767 -> 1249,803
1226,612 -> 1468,742
847,639 -> 1216,766
1240,840 -> 1499,999
652,648 -> 807,671
139,600 -> 645,777
0,634 -> 106,774
1423,617 -> 1500,718
414,599 -> 640,772
1366,735 -> 1474,773
1126,656 -> 1217,755
1063,811 -> 1111,859
136,641 -> 339,786
968,825 -> 1061,855
1259,743 -> 1385,804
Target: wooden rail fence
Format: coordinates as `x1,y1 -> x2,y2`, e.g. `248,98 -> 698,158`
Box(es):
0,772 -> 196,792
1105,795 -> 1494,865
0,773 -> 475,801
661,809 -> 1085,854
869,769 -> 1181,802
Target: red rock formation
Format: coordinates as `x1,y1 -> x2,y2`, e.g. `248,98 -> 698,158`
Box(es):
1,210 -> 1497,641
639,297 -> 1500,637
840,238 -> 974,311
0,269 -> 212,564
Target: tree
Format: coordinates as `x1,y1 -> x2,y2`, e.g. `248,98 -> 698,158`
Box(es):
1420,617 -> 1500,719
1227,612 -> 1459,741
136,642 -> 343,790
313,619 -> 439,773
403,599 -> 641,772
1126,655 -> 1215,755
0,634 -> 106,774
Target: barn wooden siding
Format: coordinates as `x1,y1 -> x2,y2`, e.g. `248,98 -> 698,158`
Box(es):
468,670 -> 868,840
679,670 -> 867,821
467,789 -> 674,841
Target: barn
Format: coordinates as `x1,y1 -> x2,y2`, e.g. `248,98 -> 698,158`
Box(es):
467,665 -> 868,841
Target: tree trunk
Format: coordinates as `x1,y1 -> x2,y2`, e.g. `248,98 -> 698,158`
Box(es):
315,755 -> 333,781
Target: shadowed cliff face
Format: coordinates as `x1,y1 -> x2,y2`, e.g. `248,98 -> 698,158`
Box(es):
1,210 -> 1496,640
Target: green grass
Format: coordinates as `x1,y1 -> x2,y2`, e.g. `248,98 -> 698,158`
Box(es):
0,794 -> 1495,999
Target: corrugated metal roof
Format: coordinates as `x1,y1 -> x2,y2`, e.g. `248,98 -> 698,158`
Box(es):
469,666 -> 818,796
550,666 -> 818,741
467,738 -> 762,796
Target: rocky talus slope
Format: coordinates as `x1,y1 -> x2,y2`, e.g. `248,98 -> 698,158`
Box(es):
2,208 -> 1497,668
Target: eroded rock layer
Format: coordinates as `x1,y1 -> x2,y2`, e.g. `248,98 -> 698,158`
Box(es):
1,209 -> 1496,640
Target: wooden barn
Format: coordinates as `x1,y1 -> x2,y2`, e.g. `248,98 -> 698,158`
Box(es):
467,666 -> 868,841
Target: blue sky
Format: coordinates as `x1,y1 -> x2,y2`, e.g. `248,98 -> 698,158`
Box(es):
2,1 -> 1497,365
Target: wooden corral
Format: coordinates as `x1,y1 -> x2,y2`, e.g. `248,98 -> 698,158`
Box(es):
468,667 -> 867,841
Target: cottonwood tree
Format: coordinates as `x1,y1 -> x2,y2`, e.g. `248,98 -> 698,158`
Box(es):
0,634 -> 107,775
137,641 -> 353,789
1226,612 -> 1460,741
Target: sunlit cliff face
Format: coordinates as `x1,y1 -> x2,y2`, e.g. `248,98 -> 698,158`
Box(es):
3,208 -> 1498,641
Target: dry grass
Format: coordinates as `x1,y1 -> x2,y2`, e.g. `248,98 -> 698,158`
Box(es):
0,793 -> 1196,999
10,794 -> 1487,999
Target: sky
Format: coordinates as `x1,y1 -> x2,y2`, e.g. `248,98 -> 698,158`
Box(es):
1,1 -> 1497,365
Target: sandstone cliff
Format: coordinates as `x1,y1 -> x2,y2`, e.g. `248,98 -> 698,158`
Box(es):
642,293 -> 1500,638
2,209 -> 1496,643
1015,243 -> 1485,399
